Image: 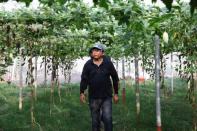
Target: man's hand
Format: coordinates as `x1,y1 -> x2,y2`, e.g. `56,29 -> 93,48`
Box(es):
113,94 -> 118,104
80,93 -> 86,104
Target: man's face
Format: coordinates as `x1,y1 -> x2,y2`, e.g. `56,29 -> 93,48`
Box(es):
91,48 -> 104,59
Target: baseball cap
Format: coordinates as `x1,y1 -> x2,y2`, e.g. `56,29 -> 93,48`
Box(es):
89,42 -> 105,53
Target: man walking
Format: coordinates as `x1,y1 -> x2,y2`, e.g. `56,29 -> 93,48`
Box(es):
80,42 -> 119,131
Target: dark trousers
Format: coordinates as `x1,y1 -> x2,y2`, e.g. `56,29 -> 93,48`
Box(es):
89,97 -> 112,131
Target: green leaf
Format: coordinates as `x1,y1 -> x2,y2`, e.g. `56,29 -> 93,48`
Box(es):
93,0 -> 109,9
149,13 -> 174,28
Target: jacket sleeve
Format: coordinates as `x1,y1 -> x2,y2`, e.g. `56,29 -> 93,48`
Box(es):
80,62 -> 89,94
110,61 -> 119,95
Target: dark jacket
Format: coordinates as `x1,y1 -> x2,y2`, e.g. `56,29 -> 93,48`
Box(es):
80,56 -> 119,98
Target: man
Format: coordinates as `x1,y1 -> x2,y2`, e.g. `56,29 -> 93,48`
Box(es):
80,42 -> 119,131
